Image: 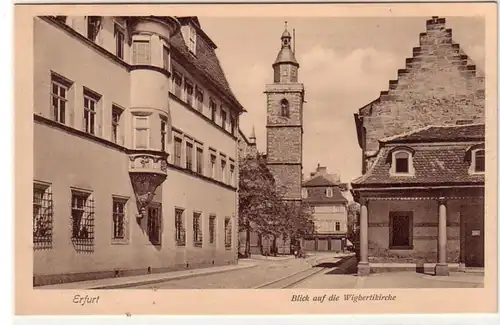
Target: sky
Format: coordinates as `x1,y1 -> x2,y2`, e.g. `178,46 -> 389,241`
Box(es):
199,16 -> 485,183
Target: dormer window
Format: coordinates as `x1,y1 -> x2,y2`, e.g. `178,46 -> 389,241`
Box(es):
471,149 -> 485,174
466,144 -> 485,175
301,188 -> 308,199
188,25 -> 197,55
280,99 -> 289,117
326,187 -> 333,197
389,147 -> 415,176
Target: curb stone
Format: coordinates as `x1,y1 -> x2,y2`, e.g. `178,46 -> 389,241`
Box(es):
94,263 -> 258,289
41,262 -> 258,290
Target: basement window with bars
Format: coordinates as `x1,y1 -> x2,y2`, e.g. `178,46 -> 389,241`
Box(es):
112,197 -> 127,241
193,212 -> 202,247
71,190 -> 95,253
147,205 -> 162,245
224,217 -> 232,249
209,215 -> 216,244
33,182 -> 53,250
175,208 -> 186,246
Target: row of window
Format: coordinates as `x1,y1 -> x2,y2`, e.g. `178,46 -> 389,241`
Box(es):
172,132 -> 236,186
84,16 -> 171,69
301,187 -> 338,199
172,69 -> 237,136
51,72 -> 126,145
53,16 -> 237,142
33,182 -> 233,251
315,220 -> 343,232
50,72 -> 237,183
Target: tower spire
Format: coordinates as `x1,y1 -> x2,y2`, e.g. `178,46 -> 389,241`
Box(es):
249,125 -> 256,144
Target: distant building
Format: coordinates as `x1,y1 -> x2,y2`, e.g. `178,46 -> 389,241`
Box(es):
237,126 -> 257,159
301,165 -> 349,252
33,16 -> 244,285
351,16 -> 485,276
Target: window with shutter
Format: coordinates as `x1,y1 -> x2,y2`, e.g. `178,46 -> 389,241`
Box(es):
132,40 -> 151,65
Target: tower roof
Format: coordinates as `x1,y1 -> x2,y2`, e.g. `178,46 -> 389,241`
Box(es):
273,21 -> 299,67
250,125 -> 256,139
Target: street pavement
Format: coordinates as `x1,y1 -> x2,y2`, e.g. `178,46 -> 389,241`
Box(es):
130,254 -> 484,289
131,253 -> 332,289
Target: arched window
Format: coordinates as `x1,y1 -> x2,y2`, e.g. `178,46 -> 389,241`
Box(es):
301,188 -> 308,198
280,99 -> 289,117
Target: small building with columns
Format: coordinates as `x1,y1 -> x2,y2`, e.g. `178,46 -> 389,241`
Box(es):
351,123 -> 485,276
351,16 -> 485,276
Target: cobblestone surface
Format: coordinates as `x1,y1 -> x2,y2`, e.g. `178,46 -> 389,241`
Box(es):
132,257 -> 320,289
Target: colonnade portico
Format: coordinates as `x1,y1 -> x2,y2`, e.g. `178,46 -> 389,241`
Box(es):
354,188 -> 484,277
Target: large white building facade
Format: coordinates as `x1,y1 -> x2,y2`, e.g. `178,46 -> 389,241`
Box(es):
33,16 -> 244,285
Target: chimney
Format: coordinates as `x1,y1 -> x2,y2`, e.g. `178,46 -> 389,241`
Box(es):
316,164 -> 327,176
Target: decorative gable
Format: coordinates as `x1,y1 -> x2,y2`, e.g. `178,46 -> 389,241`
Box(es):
357,16 -> 485,154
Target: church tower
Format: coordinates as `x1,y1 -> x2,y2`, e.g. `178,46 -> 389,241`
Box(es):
265,22 -> 305,204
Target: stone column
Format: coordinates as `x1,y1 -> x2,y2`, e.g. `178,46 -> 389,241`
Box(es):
459,207 -> 466,272
435,198 -> 450,276
358,198 -> 370,276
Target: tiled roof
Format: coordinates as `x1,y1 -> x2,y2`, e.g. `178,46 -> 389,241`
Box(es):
170,19 -> 244,112
303,175 -> 336,187
303,186 -> 348,204
380,124 -> 485,143
351,143 -> 485,186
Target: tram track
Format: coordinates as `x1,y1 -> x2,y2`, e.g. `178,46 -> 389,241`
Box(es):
254,255 -> 356,289
254,265 -> 326,289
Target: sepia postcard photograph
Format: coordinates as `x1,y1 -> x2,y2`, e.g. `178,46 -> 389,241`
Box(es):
14,1 -> 498,316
